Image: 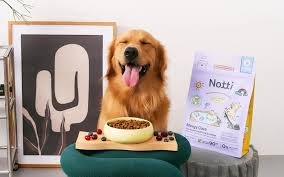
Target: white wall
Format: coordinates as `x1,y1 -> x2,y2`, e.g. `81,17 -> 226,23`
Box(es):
0,0 -> 283,155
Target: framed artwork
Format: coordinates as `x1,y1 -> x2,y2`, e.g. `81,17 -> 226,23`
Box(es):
8,21 -> 116,166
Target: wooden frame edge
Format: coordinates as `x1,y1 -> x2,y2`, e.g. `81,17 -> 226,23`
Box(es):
8,21 -> 117,45
8,21 -> 13,45
19,164 -> 61,168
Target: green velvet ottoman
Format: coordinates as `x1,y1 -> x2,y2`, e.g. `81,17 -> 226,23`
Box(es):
61,133 -> 191,177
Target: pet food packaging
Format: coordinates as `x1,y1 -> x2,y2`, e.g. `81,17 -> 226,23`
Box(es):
183,52 -> 255,158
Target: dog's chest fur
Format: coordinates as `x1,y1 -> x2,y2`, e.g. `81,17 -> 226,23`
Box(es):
125,92 -> 161,118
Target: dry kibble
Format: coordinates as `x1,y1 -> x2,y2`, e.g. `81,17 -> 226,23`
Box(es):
107,120 -> 150,129
154,131 -> 159,136
168,131 -> 174,136
101,137 -> 107,141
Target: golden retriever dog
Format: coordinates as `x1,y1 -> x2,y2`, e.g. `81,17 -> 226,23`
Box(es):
97,30 -> 170,131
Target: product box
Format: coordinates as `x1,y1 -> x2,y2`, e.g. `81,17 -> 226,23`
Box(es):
183,52 -> 255,157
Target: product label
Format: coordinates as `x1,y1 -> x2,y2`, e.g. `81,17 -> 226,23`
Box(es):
183,52 -> 256,157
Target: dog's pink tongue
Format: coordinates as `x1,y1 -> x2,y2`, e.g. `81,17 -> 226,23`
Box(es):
123,65 -> 141,87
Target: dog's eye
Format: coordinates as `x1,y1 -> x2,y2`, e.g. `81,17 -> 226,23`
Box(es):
119,40 -> 128,44
140,40 -> 150,45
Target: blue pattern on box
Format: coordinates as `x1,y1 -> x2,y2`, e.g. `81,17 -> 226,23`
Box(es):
240,56 -> 254,74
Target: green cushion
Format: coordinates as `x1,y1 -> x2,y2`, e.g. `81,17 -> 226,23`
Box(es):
61,133 -> 191,177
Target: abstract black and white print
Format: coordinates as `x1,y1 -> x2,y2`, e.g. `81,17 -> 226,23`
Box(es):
21,35 -> 103,155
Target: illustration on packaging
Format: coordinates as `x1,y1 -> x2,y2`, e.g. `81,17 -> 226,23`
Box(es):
190,110 -> 221,127
224,102 -> 241,130
191,95 -> 202,105
235,88 -> 248,96
183,52 -> 256,158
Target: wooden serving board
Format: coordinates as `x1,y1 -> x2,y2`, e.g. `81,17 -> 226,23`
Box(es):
75,131 -> 178,151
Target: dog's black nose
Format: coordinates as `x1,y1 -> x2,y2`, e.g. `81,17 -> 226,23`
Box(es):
124,47 -> 138,61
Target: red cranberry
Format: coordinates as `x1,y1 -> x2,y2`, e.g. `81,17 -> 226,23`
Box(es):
156,135 -> 163,141
161,132 -> 168,137
85,135 -> 91,140
97,129 -> 103,135
91,134 -> 98,140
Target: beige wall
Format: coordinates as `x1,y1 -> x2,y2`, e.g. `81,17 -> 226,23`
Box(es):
0,0 -> 283,155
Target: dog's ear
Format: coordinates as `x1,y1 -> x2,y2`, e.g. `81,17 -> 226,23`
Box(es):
105,39 -> 116,79
156,42 -> 167,82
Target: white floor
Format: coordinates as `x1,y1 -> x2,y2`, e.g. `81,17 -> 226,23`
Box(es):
0,156 -> 283,177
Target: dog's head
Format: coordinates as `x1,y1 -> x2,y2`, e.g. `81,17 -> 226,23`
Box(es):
106,30 -> 167,88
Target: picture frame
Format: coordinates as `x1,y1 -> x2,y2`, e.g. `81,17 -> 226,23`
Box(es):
8,21 -> 116,167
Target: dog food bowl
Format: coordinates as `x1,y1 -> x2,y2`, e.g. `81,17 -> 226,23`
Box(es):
104,117 -> 154,144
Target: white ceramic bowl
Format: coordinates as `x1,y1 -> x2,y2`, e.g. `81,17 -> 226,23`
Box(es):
104,117 -> 154,144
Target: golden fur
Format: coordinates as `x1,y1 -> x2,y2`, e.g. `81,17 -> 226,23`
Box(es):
97,30 -> 170,131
